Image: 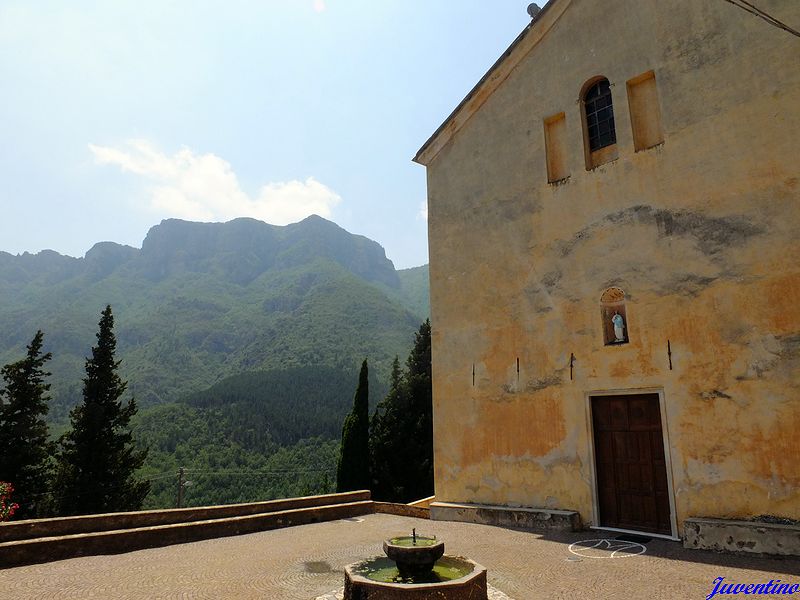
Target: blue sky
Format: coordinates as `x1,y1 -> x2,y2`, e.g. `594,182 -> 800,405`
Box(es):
0,1 -> 532,269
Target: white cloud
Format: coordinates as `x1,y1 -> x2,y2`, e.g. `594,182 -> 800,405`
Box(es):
89,140 -> 341,225
313,0 -> 326,13
418,200 -> 428,221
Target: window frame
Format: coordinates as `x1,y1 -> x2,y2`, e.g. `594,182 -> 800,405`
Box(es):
580,76 -> 619,170
584,79 -> 617,152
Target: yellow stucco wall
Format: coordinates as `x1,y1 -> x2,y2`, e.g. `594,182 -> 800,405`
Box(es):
422,0 -> 800,531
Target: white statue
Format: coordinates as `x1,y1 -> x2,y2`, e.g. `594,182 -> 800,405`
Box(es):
612,312 -> 626,342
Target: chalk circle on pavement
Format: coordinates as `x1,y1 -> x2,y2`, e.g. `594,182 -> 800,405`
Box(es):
568,538 -> 647,558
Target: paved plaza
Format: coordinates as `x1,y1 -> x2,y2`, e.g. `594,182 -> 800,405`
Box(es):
2,513 -> 798,599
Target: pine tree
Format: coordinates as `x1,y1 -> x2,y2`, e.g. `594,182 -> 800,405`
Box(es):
54,306 -> 150,516
0,331 -> 54,518
336,359 -> 370,492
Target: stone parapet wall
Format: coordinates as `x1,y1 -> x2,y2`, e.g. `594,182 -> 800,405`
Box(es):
373,502 -> 430,519
0,493 -> 374,568
0,490 -> 371,543
408,496 -> 436,509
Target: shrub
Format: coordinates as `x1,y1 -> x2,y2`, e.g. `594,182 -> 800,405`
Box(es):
0,482 -> 19,521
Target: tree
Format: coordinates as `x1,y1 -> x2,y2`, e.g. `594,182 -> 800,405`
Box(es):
336,359 -> 370,492
369,320 -> 433,503
54,306 -> 150,515
369,356 -> 403,500
0,331 -> 53,518
403,319 -> 433,501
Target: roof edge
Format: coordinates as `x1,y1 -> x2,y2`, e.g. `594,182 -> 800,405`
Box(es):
413,0 -> 571,167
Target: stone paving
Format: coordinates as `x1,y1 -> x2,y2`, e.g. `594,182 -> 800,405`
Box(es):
1,513 -> 799,599
315,585 -> 511,600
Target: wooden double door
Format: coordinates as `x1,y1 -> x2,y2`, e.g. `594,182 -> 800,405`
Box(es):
591,394 -> 672,535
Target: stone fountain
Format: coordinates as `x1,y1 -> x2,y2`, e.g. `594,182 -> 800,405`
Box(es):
343,529 -> 488,599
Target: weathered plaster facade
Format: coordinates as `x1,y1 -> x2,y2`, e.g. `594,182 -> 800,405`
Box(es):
415,0 -> 800,536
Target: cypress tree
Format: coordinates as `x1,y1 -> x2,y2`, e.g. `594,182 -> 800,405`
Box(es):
336,359 -> 370,492
368,320 -> 433,503
369,356 -> 403,500
403,319 -> 433,502
0,331 -> 54,518
54,306 -> 150,516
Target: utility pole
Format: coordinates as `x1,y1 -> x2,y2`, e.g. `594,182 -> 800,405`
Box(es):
176,467 -> 185,508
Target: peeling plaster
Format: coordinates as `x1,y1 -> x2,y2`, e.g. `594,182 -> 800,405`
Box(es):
699,389 -> 732,400
557,205 -> 763,259
525,374 -> 562,393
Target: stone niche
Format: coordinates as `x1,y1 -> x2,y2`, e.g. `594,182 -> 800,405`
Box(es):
600,287 -> 629,345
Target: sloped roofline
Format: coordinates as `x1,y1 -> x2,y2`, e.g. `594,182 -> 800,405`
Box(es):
413,0 -> 571,166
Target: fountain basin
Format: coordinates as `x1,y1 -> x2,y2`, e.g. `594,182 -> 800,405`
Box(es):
343,556 -> 487,599
382,536 -> 444,577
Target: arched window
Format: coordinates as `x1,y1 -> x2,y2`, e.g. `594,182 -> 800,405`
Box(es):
584,78 -> 616,152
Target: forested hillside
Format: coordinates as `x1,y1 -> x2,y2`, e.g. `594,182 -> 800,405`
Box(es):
134,364 -> 391,507
134,404 -> 341,509
0,216 -> 429,509
394,265 -> 430,319
0,216 -> 428,420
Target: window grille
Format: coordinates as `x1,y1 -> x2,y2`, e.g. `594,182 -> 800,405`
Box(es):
584,79 -> 616,152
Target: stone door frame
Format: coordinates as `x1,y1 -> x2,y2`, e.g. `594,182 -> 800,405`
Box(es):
584,387 -> 680,540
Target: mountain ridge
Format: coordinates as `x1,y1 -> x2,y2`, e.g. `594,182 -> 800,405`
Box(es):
0,216 -> 429,420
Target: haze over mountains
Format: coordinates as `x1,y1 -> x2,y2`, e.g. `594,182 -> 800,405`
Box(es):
0,216 -> 430,420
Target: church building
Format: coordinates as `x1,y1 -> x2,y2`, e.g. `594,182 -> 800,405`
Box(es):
414,0 -> 799,549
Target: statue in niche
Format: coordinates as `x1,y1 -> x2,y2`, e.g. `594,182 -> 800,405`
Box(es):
611,312 -> 626,342
601,287 -> 629,346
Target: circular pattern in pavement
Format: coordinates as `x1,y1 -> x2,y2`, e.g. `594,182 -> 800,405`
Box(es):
568,538 -> 647,558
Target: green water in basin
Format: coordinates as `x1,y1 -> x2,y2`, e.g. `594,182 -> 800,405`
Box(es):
353,556 -> 473,584
388,535 -> 438,547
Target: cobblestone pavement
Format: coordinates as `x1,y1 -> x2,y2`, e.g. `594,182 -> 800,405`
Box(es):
1,513 -> 798,599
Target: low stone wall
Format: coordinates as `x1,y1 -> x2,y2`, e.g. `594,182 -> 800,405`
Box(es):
373,502 -> 430,519
683,517 -> 800,557
0,490 -> 371,543
0,500 -> 374,568
408,496 -> 435,509
431,502 -> 581,532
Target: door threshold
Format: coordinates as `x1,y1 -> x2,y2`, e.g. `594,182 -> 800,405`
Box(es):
590,525 -> 680,542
